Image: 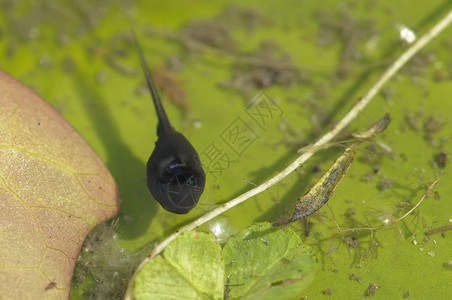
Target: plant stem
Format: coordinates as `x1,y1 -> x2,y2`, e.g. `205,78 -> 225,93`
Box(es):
333,178 -> 439,236
425,224 -> 452,236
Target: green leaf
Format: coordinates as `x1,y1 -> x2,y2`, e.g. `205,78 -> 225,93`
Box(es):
133,231 -> 224,300
223,223 -> 316,300
131,224 -> 316,300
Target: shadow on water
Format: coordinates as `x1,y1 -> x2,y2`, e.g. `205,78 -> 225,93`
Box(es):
73,72 -> 158,240
415,0 -> 452,29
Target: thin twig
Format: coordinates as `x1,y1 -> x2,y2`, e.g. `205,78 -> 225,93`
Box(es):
394,183 -> 434,223
329,178 -> 439,237
124,9 -> 452,299
425,224 -> 452,236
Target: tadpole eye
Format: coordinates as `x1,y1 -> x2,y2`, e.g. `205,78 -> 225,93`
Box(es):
186,176 -> 197,186
167,163 -> 197,187
152,161 -> 203,213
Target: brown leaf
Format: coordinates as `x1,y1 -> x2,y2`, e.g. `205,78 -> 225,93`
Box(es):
352,113 -> 391,139
274,114 -> 392,226
274,144 -> 358,226
0,69 -> 120,299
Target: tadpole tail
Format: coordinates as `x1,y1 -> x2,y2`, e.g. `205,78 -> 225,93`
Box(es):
131,30 -> 172,134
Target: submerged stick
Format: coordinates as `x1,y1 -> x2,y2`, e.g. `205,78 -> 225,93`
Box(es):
425,224 -> 452,236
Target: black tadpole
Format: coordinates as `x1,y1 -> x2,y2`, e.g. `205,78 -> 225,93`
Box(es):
132,31 -> 205,214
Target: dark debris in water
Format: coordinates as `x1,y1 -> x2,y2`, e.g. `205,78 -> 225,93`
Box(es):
219,41 -> 305,98
365,283 -> 381,296
182,19 -> 236,51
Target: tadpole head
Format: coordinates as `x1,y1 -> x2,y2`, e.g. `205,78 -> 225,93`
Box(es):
146,131 -> 206,214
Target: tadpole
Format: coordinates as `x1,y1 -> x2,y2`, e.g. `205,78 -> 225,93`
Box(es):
132,32 -> 206,214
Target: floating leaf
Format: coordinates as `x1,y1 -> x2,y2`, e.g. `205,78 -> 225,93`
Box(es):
129,223 -> 316,300
0,69 -> 120,299
352,113 -> 391,140
223,223 -> 316,300
132,231 -> 224,300
274,144 -> 357,226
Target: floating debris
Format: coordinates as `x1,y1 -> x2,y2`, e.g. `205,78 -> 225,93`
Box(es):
315,6 -> 378,78
220,41 -> 300,97
378,178 -> 393,192
273,142 -> 358,226
346,236 -> 359,248
274,115 -> 390,226
445,261 -> 452,270
352,113 -> 391,140
436,151 -> 449,169
218,5 -> 266,31
424,115 -> 445,133
182,19 -> 236,51
349,273 -> 363,283
153,67 -> 190,115
366,283 -> 381,296
322,288 -> 333,295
